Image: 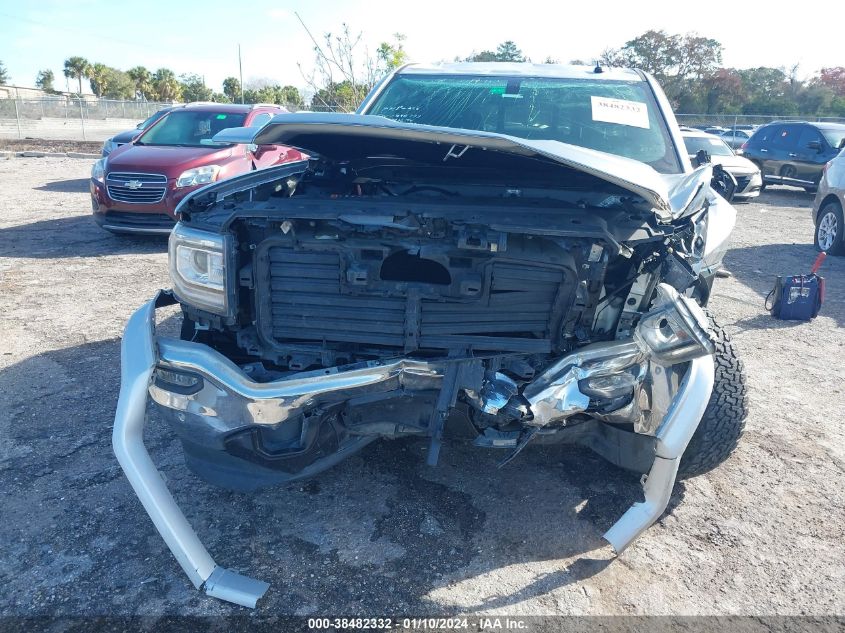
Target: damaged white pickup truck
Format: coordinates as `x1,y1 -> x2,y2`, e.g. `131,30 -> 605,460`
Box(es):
112,63 -> 747,607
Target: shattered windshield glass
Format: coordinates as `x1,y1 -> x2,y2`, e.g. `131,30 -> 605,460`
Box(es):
367,75 -> 682,173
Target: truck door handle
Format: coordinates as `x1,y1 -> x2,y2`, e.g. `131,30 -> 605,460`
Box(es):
760,148 -> 768,152
788,153 -> 798,157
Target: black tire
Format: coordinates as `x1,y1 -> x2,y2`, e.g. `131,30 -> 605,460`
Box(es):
814,201 -> 845,255
678,311 -> 748,478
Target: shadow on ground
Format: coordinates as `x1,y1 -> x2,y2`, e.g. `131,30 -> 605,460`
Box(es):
754,185 -> 815,212
0,214 -> 167,258
34,178 -> 91,194
0,334 -> 687,615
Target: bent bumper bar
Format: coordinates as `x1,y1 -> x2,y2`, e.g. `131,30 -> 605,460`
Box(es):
113,287 -> 715,606
111,292 -> 269,608
602,353 -> 714,553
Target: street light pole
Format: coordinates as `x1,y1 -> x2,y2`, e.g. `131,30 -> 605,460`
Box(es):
238,44 -> 244,104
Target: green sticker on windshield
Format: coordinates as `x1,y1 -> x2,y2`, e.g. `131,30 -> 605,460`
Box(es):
489,86 -> 505,95
216,114 -> 227,119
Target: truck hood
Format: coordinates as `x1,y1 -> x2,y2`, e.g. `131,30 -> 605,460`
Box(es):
212,113 -> 711,222
106,144 -> 236,175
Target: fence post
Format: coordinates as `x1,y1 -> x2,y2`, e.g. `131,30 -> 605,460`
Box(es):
78,98 -> 86,141
13,98 -> 22,139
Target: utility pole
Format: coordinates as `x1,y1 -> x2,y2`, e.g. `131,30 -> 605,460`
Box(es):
238,44 -> 244,104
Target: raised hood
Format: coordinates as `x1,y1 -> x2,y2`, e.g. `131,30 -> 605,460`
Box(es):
212,113 -> 711,222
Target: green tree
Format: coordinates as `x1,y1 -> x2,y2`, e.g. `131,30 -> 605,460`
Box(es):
102,68 -> 134,99
88,64 -> 134,99
127,66 -> 151,100
278,85 -> 304,109
242,83 -> 303,107
798,83 -> 835,116
211,92 -> 231,103
465,50 -> 497,62
35,69 -> 55,92
222,76 -> 241,102
465,40 -> 527,63
63,56 -> 91,95
179,73 -> 213,102
151,68 -> 181,101
0,61 -> 8,85
494,41 -> 525,62
310,80 -> 359,111
736,67 -> 796,114
89,63 -> 110,97
377,33 -> 408,71
602,30 -> 722,105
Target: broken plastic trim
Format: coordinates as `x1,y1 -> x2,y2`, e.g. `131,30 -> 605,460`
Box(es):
111,291 -> 269,608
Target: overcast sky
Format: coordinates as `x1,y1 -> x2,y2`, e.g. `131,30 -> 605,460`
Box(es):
1,0 -> 843,93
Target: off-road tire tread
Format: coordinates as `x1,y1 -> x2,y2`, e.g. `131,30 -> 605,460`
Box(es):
678,310 -> 748,478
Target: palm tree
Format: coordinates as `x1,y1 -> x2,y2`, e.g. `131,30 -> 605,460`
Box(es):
63,56 -> 91,95
152,68 -> 181,102
89,63 -> 110,97
222,76 -> 241,102
127,66 -> 151,100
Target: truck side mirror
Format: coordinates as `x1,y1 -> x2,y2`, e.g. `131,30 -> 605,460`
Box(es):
694,149 -> 711,167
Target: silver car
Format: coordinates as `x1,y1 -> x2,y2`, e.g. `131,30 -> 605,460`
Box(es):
720,128 -> 753,150
682,130 -> 762,200
813,150 -> 845,254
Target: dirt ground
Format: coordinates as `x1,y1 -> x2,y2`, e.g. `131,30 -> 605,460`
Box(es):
0,138 -> 103,154
0,156 -> 843,618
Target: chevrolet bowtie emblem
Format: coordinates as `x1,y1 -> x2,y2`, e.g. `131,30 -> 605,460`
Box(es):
126,180 -> 143,189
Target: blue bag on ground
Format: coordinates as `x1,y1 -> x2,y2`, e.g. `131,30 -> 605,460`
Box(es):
765,253 -> 826,321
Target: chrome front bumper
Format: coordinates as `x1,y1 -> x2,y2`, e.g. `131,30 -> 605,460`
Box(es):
112,292 -> 269,608
113,289 -> 715,608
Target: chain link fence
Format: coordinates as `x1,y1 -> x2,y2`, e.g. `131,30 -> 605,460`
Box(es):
0,97 -> 176,142
0,97 -> 313,143
5,98 -> 845,143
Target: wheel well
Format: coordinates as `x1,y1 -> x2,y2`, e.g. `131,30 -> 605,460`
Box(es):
816,194 -> 842,223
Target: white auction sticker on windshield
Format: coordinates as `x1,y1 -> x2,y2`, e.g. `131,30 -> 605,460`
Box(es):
590,96 -> 650,129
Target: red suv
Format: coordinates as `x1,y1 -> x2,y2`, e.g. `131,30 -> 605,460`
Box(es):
90,103 -> 304,234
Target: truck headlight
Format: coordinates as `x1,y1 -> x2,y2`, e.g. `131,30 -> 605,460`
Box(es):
176,165 -> 221,188
91,158 -> 105,184
168,223 -> 229,315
